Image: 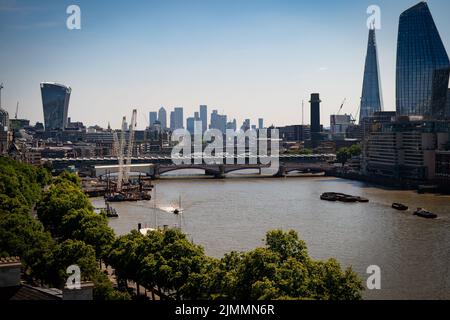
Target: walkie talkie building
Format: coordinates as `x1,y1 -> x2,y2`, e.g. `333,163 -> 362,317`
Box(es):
40,82 -> 71,131
396,2 -> 450,119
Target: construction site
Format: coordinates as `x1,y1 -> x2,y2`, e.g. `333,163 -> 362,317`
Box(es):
82,109 -> 153,202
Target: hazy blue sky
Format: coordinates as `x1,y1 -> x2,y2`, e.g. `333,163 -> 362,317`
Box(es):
1,0 -> 449,129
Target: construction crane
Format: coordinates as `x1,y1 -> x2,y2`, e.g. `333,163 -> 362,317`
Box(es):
116,116 -> 127,191
124,109 -> 137,182
337,98 -> 346,115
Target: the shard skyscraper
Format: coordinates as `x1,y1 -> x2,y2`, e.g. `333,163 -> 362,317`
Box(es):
359,27 -> 383,123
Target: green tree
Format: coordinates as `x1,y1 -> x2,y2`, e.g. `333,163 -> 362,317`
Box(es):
0,210 -> 56,283
336,148 -> 350,166
61,208 -> 115,259
0,156 -> 44,210
36,181 -> 93,236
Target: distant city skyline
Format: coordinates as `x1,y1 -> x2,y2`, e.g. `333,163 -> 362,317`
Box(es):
1,0 -> 450,129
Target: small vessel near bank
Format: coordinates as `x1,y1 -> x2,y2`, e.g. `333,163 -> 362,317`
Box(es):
413,208 -> 438,219
94,202 -> 119,218
105,202 -> 119,218
320,192 -> 369,203
392,203 -> 408,211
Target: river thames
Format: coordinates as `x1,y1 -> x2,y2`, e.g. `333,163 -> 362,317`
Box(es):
92,174 -> 450,300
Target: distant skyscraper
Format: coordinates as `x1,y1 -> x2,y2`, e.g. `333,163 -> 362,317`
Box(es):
210,110 -> 227,133
186,117 -> 195,135
396,2 -> 450,118
359,27 -> 383,122
149,112 -> 157,127
200,105 -> 208,133
173,107 -> 184,129
170,111 -> 175,130
227,119 -> 237,131
40,82 -> 71,131
309,93 -> 321,133
158,107 -> 167,129
258,118 -> 264,129
241,119 -> 250,131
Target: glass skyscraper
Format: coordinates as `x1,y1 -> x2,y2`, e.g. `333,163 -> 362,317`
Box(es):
40,82 -> 71,131
200,105 -> 208,133
359,28 -> 383,123
396,2 -> 450,118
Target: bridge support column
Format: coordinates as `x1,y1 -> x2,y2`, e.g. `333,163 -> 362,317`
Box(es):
275,165 -> 286,178
151,164 -> 160,180
213,165 -> 225,179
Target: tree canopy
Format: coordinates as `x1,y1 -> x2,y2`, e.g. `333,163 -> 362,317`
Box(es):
107,228 -> 364,300
336,144 -> 362,166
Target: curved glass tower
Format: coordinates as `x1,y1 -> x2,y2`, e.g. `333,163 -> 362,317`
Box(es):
396,2 -> 450,119
359,27 -> 383,123
40,82 -> 71,131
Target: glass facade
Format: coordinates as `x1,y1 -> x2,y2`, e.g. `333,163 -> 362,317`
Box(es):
359,28 -> 383,123
40,83 -> 71,130
396,2 -> 450,118
447,89 -> 450,118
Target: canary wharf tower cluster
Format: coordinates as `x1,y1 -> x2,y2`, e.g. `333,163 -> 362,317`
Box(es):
359,1 -> 450,122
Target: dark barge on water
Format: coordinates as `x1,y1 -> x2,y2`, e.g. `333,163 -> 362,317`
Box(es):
320,192 -> 369,203
392,203 -> 408,211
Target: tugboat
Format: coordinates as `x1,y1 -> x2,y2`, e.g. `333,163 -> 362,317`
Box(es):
413,208 -> 437,219
392,203 -> 408,211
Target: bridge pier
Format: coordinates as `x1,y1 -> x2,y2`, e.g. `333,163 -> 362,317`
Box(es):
151,164 -> 160,180
213,165 -> 225,179
275,165 -> 286,178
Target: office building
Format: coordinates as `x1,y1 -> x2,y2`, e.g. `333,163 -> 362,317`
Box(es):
359,27 -> 383,122
170,111 -> 175,130
258,118 -> 264,129
173,107 -> 184,130
241,119 -> 250,131
186,117 -> 195,135
0,107 -> 8,129
200,105 -> 208,133
149,112 -> 157,127
227,119 -> 237,131
158,107 -> 167,129
40,82 -> 71,131
210,110 -> 227,133
278,125 -> 310,142
330,114 -> 352,139
363,119 -> 450,181
396,2 -> 450,118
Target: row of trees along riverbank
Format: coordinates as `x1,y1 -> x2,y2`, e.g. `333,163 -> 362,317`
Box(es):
0,156 -> 364,300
